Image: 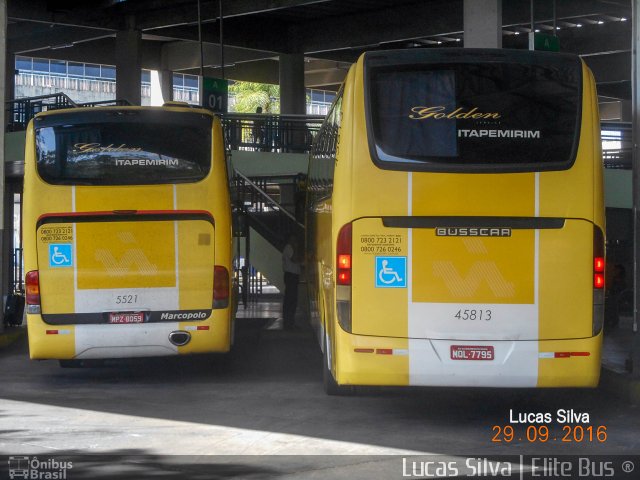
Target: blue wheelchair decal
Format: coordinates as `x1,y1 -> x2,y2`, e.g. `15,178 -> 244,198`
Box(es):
49,243 -> 73,268
375,256 -> 407,288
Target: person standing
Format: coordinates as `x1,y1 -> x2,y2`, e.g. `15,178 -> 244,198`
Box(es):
253,106 -> 266,151
282,235 -> 301,330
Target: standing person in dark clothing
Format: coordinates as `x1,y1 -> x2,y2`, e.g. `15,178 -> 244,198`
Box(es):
253,106 -> 266,151
282,235 -> 301,330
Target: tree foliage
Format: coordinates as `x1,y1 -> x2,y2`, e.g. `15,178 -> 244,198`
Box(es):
229,81 -> 280,113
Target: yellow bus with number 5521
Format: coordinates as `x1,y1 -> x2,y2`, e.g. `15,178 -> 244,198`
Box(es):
306,48 -> 604,393
23,105 -> 234,366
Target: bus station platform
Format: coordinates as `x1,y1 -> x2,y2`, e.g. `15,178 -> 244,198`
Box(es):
3,299 -> 639,403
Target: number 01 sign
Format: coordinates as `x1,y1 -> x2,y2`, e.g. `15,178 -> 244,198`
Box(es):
202,77 -> 228,113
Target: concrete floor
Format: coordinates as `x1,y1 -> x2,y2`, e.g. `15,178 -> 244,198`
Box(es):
0,303 -> 639,479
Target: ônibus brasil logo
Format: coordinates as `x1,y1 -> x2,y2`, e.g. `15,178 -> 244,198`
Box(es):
8,456 -> 72,479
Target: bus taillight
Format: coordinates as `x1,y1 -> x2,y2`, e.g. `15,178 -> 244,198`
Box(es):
336,223 -> 352,286
336,223 -> 352,332
213,265 -> 229,309
593,226 -> 605,335
594,273 -> 605,289
25,270 -> 41,314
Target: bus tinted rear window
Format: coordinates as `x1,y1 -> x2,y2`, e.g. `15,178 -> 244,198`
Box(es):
366,51 -> 582,172
35,109 -> 212,185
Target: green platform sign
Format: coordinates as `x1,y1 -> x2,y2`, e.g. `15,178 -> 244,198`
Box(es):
202,77 -> 228,113
530,32 -> 560,52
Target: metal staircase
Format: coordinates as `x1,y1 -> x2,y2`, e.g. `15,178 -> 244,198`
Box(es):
231,169 -> 305,303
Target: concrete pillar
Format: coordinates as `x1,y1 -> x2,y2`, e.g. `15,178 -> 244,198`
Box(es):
622,100 -> 633,122
2,182 -> 12,323
116,29 -> 142,105
631,0 -> 640,378
464,0 -> 502,48
279,54 -> 306,115
5,51 -> 13,103
0,0 -> 6,329
159,69 -> 173,103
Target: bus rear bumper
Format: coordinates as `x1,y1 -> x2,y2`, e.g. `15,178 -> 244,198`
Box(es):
334,330 -> 602,388
26,313 -> 232,360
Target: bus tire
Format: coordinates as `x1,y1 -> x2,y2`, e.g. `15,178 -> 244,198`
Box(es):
58,360 -> 83,368
322,339 -> 353,396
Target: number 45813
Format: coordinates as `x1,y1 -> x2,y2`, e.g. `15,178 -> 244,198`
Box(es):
454,309 -> 492,321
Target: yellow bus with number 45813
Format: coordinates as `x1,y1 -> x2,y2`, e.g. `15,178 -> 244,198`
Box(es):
306,48 -> 604,393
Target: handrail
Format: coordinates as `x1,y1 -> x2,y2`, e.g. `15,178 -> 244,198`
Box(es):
6,91 -> 78,107
5,94 -> 131,132
234,169 -> 304,229
221,113 -> 324,153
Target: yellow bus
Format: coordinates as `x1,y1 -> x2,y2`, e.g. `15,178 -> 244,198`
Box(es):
306,49 -> 604,393
23,105 -> 234,365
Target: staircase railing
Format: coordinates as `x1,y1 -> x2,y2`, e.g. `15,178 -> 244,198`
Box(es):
6,93 -> 77,131
5,94 -> 131,132
221,113 -> 324,153
232,169 -> 304,250
232,169 -> 305,303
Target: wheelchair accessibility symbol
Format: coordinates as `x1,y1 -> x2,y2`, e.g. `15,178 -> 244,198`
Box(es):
375,256 -> 407,288
49,243 -> 73,268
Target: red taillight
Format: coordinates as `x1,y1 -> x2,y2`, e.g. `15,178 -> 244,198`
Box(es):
338,270 -> 351,284
338,254 -> 351,269
213,265 -> 229,309
594,273 -> 605,289
337,223 -> 352,286
26,270 -> 40,305
594,257 -> 605,273
593,227 -> 605,290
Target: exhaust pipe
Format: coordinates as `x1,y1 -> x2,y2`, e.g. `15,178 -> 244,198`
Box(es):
168,331 -> 191,346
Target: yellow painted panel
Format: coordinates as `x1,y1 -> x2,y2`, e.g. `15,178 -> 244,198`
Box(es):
335,328 -> 409,386
412,230 -> 534,304
36,223 -> 75,314
537,334 -> 602,387
538,221 -> 593,339
351,218 -> 409,337
411,172 -> 535,217
177,220 -> 215,309
27,316 -> 76,359
76,221 -> 176,289
75,185 -> 174,211
179,312 -> 231,354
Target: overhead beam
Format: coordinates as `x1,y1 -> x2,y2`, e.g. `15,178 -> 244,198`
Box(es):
137,0 -> 331,31
8,0 -> 331,33
160,41 -> 276,71
291,0 -> 464,54
141,17 -> 290,53
305,67 -> 347,88
8,25 -> 114,54
184,59 -> 280,85
9,37 -> 164,71
583,51 -> 630,84
502,0 -> 630,26
7,0 -> 120,30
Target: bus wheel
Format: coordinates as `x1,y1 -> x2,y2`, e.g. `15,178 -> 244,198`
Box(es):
58,360 -> 83,368
322,344 -> 353,396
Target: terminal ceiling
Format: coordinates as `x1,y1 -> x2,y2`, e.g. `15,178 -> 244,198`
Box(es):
7,0 -> 632,100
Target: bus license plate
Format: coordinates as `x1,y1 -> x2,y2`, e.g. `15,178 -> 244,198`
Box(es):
450,345 -> 494,361
109,312 -> 144,324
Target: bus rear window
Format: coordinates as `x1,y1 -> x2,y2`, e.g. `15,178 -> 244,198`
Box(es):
366,52 -> 582,172
35,109 -> 212,185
